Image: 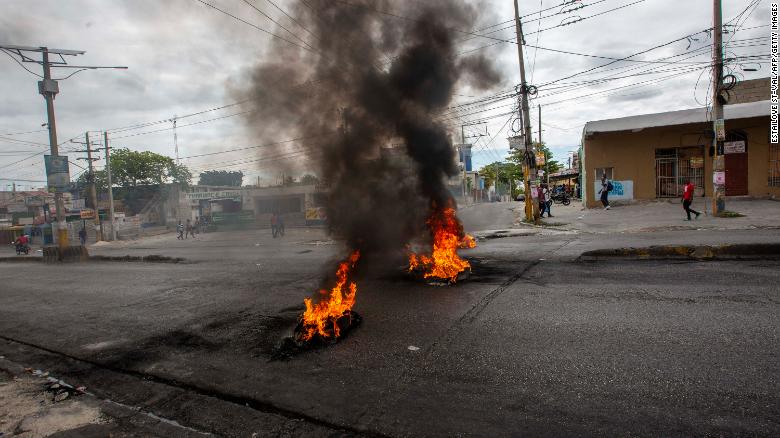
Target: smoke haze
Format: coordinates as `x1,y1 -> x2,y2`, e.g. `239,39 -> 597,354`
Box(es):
233,0 -> 503,254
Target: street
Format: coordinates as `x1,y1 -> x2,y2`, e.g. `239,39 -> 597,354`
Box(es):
1,202 -> 778,436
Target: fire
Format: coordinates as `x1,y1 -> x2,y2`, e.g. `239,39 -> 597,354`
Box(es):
297,250 -> 361,342
408,205 -> 476,282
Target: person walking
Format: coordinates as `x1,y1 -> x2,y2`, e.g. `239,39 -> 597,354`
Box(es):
270,213 -> 278,238
544,184 -> 553,217
176,221 -> 184,240
78,227 -> 87,246
277,213 -> 285,237
598,175 -> 611,210
537,185 -> 546,217
185,219 -> 195,239
682,180 -> 701,221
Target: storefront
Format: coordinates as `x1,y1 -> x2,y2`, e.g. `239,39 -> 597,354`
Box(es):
581,99 -> 776,207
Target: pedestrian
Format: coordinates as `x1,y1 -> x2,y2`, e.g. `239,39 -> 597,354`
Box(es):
277,213 -> 285,237
544,184 -> 553,217
194,216 -> 200,235
78,227 -> 87,246
186,219 -> 195,239
681,179 -> 701,221
536,185 -> 546,217
176,221 -> 184,240
598,175 -> 611,210
270,213 -> 278,238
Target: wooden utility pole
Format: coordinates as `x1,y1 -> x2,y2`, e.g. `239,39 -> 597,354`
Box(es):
711,0 -> 725,216
83,132 -> 102,241
104,131 -> 117,241
513,0 -> 538,222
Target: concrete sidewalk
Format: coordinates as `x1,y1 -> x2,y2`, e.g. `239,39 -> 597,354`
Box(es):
529,197 -> 780,234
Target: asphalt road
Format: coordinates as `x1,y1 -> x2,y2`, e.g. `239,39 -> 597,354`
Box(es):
0,206 -> 778,436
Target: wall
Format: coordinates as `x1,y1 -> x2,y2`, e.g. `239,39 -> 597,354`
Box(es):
583,116 -> 777,207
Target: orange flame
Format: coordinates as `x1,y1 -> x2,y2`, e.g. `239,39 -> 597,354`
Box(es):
408,205 -> 475,282
298,250 -> 361,341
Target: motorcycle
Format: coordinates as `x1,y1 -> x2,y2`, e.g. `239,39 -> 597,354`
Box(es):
551,192 -> 571,206
12,242 -> 30,255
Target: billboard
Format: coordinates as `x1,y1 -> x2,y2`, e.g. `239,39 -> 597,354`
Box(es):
44,155 -> 70,192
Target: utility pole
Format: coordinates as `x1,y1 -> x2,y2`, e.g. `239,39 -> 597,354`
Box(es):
539,104 -> 549,185
104,131 -> 117,241
40,49 -> 69,249
711,0 -> 725,216
77,132 -> 102,241
513,0 -> 538,222
172,116 -> 180,165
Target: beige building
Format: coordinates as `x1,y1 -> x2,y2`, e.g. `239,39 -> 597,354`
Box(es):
581,78 -> 778,208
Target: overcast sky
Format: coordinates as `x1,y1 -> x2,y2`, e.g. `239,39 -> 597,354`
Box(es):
0,0 -> 770,190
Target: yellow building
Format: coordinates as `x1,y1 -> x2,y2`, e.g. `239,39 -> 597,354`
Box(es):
581,79 -> 778,207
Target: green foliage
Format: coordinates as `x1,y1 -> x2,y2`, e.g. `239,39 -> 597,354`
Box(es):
109,148 -> 188,188
300,174 -> 319,185
198,170 -> 243,187
507,141 -> 563,175
76,169 -> 108,193
479,161 -> 523,195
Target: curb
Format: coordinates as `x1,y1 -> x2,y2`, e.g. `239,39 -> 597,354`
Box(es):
0,254 -> 186,264
579,243 -> 780,261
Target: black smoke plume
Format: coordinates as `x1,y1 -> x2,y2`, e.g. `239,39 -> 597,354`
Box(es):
235,0 -> 502,254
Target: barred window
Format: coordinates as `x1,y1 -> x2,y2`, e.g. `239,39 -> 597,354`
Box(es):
771,143 -> 780,187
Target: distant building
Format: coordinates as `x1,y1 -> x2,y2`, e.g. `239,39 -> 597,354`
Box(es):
581,78 -> 777,207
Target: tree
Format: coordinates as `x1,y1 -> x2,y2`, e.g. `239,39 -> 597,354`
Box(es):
169,163 -> 193,188
300,174 -> 319,185
109,148 -> 185,188
479,161 -> 523,195
76,169 -> 108,193
198,170 -> 243,187
507,141 -> 562,175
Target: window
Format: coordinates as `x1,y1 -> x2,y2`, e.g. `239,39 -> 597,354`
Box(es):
594,167 -> 613,181
771,143 -> 780,187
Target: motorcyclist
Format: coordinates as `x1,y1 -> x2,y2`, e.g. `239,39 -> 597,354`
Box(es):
13,234 -> 30,254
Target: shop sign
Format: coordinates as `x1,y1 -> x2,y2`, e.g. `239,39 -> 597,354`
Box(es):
44,155 -> 70,192
185,190 -> 242,201
724,140 -> 745,154
80,208 -> 95,219
535,151 -> 546,166
689,157 -> 704,169
7,203 -> 27,213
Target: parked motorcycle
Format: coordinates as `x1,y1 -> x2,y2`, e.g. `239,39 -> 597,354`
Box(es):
551,192 -> 571,206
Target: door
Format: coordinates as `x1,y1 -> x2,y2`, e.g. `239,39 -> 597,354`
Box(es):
724,134 -> 748,196
725,152 -> 748,195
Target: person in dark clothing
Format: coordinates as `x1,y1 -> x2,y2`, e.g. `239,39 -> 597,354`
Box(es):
270,213 -> 278,238
78,227 -> 87,246
682,180 -> 701,220
598,175 -> 611,210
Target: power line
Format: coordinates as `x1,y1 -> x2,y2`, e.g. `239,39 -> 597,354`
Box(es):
110,110 -> 252,140
240,0 -> 316,50
192,0 -> 315,52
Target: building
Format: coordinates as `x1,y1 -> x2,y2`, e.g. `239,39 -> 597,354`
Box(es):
581,78 -> 777,207
171,183 -> 327,227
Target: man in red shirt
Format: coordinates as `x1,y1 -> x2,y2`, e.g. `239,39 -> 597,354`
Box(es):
682,180 -> 701,220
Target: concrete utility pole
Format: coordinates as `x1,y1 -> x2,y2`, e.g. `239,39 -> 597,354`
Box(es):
513,0 -> 538,222
711,0 -> 725,215
104,131 -> 117,241
40,49 -> 69,248
81,132 -> 102,241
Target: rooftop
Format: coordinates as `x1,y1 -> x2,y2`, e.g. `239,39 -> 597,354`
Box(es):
583,100 -> 770,136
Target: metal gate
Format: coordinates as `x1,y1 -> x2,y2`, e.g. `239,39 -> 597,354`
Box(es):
655,148 -> 704,198
655,154 -> 678,197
